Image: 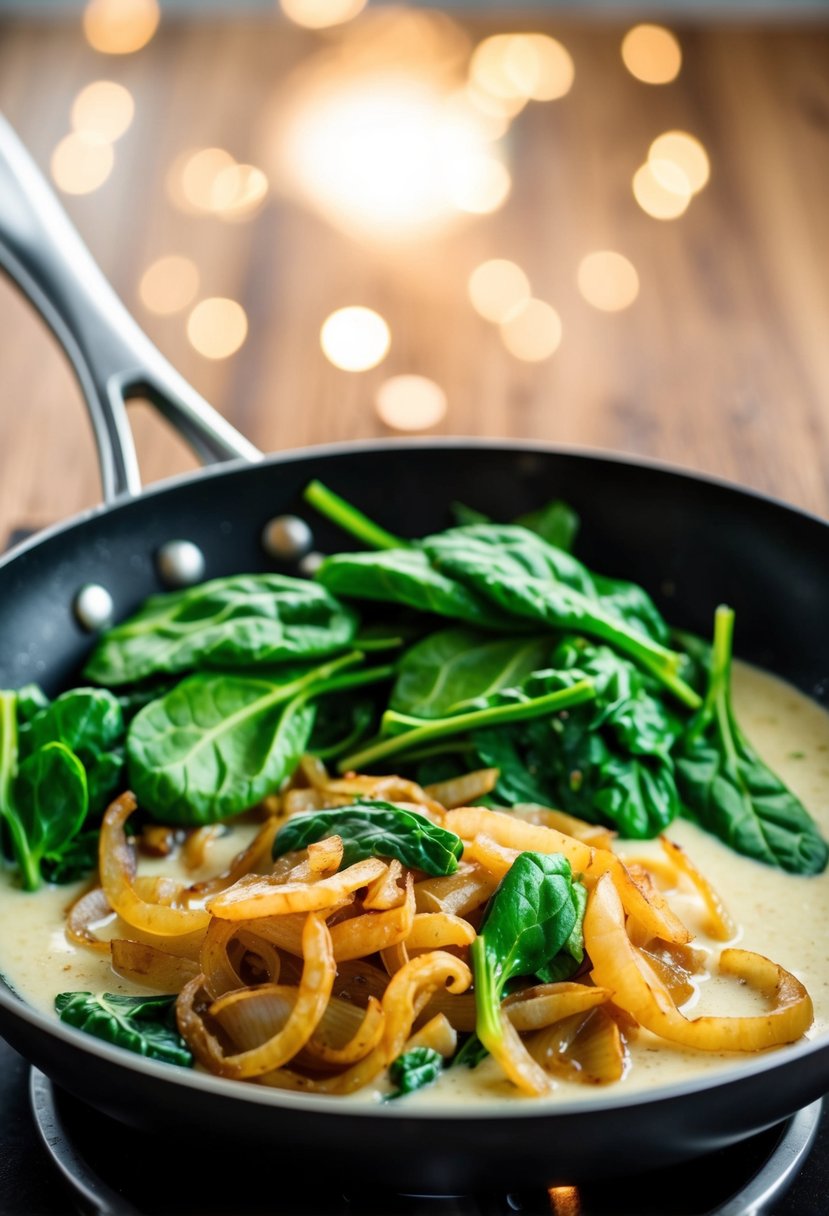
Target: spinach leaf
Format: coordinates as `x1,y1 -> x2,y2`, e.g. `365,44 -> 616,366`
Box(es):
273,801 -> 463,875
55,992 -> 193,1067
675,607 -> 829,874
84,574 -> 359,686
41,829 -> 100,885
386,1047 -> 444,1099
16,683 -> 49,724
471,641 -> 682,837
337,676 -> 595,773
0,691 -> 37,888
423,526 -> 698,707
304,479 -> 407,551
471,852 -> 586,1059
390,629 -> 550,719
514,499 -> 579,552
23,688 -> 124,815
126,652 -> 387,824
316,548 -> 516,631
308,694 -> 376,761
14,742 -> 88,873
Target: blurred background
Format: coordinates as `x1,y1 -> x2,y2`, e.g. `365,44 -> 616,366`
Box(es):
0,0 -> 827,543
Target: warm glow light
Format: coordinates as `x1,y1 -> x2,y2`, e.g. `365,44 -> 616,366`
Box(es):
71,81 -> 134,141
280,73 -> 506,239
548,1185 -> 582,1216
621,24 -> 682,84
648,130 -> 710,194
139,255 -> 200,315
51,132 -> 114,195
447,154 -> 511,214
321,306 -> 390,372
500,299 -> 562,362
280,0 -> 367,28
187,298 -> 248,359
470,33 -> 574,103
170,147 -> 235,212
632,160 -> 691,219
210,164 -> 269,220
83,0 -> 160,55
375,375 -> 447,431
577,251 -> 640,312
468,259 -> 530,323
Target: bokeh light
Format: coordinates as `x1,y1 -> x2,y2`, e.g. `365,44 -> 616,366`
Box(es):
621,25 -> 682,85
279,72 -> 507,239
169,147 -> 234,212
375,375 -> 448,431
51,131 -> 114,195
139,256 -> 200,315
446,154 -> 511,214
83,0 -> 160,55
632,160 -> 691,219
320,307 -> 391,372
280,0 -> 367,29
648,130 -> 710,194
500,299 -> 562,362
577,251 -> 640,312
187,298 -> 248,359
468,259 -> 531,323
469,33 -> 574,104
71,81 -> 134,141
210,164 -> 269,221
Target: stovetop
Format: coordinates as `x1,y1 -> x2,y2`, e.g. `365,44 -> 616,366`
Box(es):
2,1039 -> 827,1216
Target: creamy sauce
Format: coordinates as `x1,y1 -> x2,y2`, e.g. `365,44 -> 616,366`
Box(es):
2,662 -> 828,1108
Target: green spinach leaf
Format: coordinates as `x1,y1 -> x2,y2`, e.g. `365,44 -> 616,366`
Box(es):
274,800 -> 463,875
14,742 -> 88,872
23,688 -> 124,815
84,574 -> 359,686
316,548 -> 516,631
386,1047 -> 444,1099
41,829 -> 100,885
423,526 -> 698,707
55,992 -> 193,1067
471,852 -> 586,1060
514,499 -> 579,552
675,606 -> 829,874
390,628 -> 550,719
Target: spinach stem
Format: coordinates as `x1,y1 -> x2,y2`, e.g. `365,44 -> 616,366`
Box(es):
337,678 -> 596,773
304,480 -> 408,551
0,692 -> 38,891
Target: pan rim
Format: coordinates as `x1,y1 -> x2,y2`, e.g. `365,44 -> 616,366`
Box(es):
1,436 -> 828,1124
2,435 -> 827,576
1,973 -> 828,1121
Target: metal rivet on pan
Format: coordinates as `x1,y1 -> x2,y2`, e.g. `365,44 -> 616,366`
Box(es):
74,584 -> 114,632
156,540 -> 206,588
298,551 -> 324,577
261,515 -> 313,560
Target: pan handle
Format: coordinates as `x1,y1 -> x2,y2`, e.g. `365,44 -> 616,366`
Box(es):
0,114 -> 262,504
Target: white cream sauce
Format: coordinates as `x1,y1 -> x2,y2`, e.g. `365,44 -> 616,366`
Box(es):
2,662 -> 828,1109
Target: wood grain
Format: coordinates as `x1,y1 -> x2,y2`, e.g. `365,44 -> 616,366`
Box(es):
0,15 -> 827,543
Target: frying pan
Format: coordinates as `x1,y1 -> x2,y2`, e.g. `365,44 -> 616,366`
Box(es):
0,113 -> 827,1194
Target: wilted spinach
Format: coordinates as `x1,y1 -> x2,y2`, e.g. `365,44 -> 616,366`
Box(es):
390,629 -> 550,719
274,800 -> 463,875
423,526 -> 698,707
675,607 -> 828,874
386,1047 -> 444,1099
471,852 -> 586,1062
55,991 -> 193,1067
127,653 -> 395,824
22,688 -> 125,815
84,574 -> 360,686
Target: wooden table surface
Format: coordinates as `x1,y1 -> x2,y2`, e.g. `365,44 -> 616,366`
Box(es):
0,12 -> 828,546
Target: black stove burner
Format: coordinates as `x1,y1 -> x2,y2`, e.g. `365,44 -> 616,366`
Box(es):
29,1070 -> 823,1216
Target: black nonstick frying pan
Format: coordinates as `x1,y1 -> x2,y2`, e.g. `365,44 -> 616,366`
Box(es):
0,113 -> 827,1194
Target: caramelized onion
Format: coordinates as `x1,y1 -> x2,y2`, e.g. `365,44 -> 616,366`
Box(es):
502,982 -> 611,1031
207,857 -> 386,920
661,836 -> 736,941
111,938 -> 199,992
446,807 -> 592,873
329,874 -> 415,961
66,886 -> 113,952
586,873 -> 813,1052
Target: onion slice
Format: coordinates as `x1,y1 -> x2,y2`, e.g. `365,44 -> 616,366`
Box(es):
206,857 -> 386,920
585,873 -> 813,1052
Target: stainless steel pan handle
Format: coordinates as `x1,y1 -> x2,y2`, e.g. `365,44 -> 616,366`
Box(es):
0,113 -> 262,504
